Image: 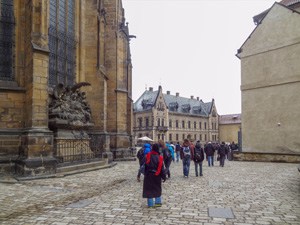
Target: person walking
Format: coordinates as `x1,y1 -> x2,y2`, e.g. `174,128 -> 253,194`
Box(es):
169,142 -> 175,162
204,142 -> 215,167
143,143 -> 166,208
159,140 -> 173,179
137,142 -> 151,182
180,139 -> 194,178
217,142 -> 228,167
193,140 -> 205,176
175,142 -> 181,162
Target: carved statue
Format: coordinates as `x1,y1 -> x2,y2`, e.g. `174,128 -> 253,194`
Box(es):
48,82 -> 92,127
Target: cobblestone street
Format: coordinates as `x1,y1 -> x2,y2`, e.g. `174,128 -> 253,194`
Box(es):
0,160 -> 299,225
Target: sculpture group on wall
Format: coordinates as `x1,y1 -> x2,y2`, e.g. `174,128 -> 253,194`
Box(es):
48,82 -> 92,127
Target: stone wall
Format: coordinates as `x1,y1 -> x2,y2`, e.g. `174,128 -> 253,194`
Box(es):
234,152 -> 300,163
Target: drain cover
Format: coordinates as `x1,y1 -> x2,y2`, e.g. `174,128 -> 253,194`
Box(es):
67,199 -> 93,208
208,207 -> 234,219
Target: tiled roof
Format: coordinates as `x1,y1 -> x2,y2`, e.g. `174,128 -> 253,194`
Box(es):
219,114 -> 241,125
133,90 -> 213,117
280,0 -> 300,6
253,1 -> 300,24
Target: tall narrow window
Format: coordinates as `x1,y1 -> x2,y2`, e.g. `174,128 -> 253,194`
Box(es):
49,0 -> 75,86
0,0 -> 14,81
145,118 -> 149,128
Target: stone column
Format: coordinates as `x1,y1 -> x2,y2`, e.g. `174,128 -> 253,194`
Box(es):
16,0 -> 56,176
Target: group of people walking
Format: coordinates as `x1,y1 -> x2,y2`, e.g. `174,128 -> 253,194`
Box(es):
136,139 -> 237,207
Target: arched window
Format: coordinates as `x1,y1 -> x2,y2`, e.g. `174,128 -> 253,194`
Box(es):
0,0 -> 14,81
49,0 -> 76,86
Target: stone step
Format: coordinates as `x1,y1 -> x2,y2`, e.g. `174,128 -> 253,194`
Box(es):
56,160 -> 107,174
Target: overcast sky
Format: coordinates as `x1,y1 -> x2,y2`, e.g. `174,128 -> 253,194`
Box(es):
122,0 -> 276,115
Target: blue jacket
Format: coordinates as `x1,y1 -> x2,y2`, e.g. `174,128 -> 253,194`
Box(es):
143,143 -> 151,156
166,143 -> 175,160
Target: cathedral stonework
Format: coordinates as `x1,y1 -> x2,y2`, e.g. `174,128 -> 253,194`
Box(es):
0,0 -> 134,176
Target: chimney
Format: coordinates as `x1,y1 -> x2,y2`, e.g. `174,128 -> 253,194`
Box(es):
197,97 -> 199,101
191,95 -> 194,99
167,91 -> 170,95
176,92 -> 179,97
149,87 -> 153,91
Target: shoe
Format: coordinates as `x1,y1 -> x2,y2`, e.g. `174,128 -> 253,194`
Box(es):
148,206 -> 154,208
154,203 -> 162,207
196,175 -> 198,177
200,174 -> 203,176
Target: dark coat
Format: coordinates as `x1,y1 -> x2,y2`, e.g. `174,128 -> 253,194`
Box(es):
218,144 -> 228,156
193,144 -> 204,162
204,143 -> 215,156
143,151 -> 166,198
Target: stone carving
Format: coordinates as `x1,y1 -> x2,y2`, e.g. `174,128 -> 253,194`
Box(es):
48,82 -> 93,128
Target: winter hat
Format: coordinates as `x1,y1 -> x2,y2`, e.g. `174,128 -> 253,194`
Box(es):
152,143 -> 160,153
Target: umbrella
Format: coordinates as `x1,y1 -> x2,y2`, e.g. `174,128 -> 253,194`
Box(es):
137,136 -> 154,142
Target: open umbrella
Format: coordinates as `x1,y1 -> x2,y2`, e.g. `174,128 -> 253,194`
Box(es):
137,136 -> 154,142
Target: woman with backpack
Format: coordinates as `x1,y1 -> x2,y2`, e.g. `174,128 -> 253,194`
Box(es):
180,139 -> 194,178
143,143 -> 167,208
193,140 -> 205,176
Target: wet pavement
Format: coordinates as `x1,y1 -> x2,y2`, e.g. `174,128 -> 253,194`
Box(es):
0,159 -> 299,225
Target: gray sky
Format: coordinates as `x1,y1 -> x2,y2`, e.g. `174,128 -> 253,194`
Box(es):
123,0 -> 276,115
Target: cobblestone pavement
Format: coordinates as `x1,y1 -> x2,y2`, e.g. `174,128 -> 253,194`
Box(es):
0,160 -> 299,225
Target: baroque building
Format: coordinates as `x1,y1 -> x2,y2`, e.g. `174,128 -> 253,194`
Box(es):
133,86 -> 219,145
0,0 -> 134,176
236,0 -> 300,162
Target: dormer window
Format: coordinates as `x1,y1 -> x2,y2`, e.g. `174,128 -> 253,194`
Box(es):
182,104 -> 191,113
192,106 -> 201,114
141,98 -> 153,110
169,102 -> 178,112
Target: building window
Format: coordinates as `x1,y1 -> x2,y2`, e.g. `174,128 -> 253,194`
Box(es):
200,134 -> 202,141
158,134 -> 161,140
176,120 -> 179,128
199,122 -> 202,130
194,134 -> 197,141
145,118 -> 149,128
194,122 -> 197,129
188,121 -> 191,129
169,119 -> 172,128
204,122 -> 207,130
0,0 -> 14,81
169,133 -> 172,141
162,118 -> 164,127
139,133 -> 142,138
157,118 -> 160,126
205,134 -> 207,141
49,0 -> 76,86
182,134 -> 185,140
176,134 -> 179,141
182,121 -> 185,128
138,118 -> 142,128
162,134 -> 164,141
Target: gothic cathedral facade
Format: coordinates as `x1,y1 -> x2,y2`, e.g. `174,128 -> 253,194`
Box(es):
0,0 -> 134,175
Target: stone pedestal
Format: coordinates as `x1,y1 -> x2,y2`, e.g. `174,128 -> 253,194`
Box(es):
16,128 -> 57,176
